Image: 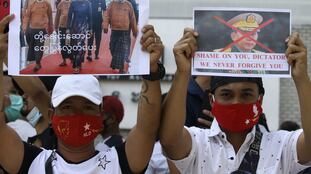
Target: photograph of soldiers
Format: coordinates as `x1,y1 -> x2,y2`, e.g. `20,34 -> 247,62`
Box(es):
67,0 -> 92,74
87,0 -> 106,61
22,0 -> 53,72
103,0 -> 138,74
54,0 -> 71,67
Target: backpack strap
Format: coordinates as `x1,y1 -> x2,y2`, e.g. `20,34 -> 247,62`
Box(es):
232,125 -> 262,174
45,151 -> 56,174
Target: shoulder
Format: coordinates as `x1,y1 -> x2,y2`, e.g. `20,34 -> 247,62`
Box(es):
124,1 -> 133,7
261,129 -> 303,148
186,127 -> 211,141
18,142 -> 48,174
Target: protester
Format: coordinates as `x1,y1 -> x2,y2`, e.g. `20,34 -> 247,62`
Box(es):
54,0 -> 71,67
279,120 -> 301,131
159,27 -> 311,173
67,0 -> 92,73
103,0 -> 138,73
1,13 -> 164,173
87,0 -> 106,61
95,95 -> 125,151
22,0 -> 53,72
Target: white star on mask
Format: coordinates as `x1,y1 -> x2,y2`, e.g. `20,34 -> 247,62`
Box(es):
84,123 -> 90,131
245,119 -> 250,125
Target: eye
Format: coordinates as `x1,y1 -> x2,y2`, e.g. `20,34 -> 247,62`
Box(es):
242,92 -> 256,100
220,92 -> 230,97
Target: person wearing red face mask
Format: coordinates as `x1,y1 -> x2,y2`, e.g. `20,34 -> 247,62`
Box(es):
0,15 -> 164,174
159,28 -> 311,173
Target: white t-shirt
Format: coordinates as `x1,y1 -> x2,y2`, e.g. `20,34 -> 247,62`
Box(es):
7,119 -> 37,142
145,142 -> 170,174
169,121 -> 311,174
18,142 -> 135,174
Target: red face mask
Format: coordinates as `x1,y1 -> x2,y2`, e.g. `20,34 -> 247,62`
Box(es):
52,114 -> 103,147
211,100 -> 263,133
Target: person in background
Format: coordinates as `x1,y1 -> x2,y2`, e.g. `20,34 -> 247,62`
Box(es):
87,0 -> 106,61
279,120 -> 301,131
1,14 -> 165,173
22,0 -> 53,72
103,0 -> 138,73
160,27 -> 311,173
95,95 -> 125,151
67,0 -> 92,73
54,0 -> 71,67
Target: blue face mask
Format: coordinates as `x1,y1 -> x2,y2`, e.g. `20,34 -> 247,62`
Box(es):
26,107 -> 42,127
4,94 -> 24,122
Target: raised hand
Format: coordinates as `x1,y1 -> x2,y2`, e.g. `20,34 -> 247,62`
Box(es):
197,109 -> 214,129
0,14 -> 14,65
140,25 -> 164,72
173,28 -> 198,74
285,32 -> 308,83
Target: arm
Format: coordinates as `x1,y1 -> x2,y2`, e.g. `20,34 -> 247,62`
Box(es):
102,3 -> 111,33
0,15 -> 24,174
87,2 -> 92,32
12,76 -> 50,134
54,3 -> 61,31
159,28 -> 198,160
22,5 -> 31,33
47,2 -> 53,34
66,2 -> 73,30
286,32 -> 311,164
125,25 -> 163,173
129,5 -> 137,37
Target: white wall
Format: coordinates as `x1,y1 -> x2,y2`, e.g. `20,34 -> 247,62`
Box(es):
100,80 -> 171,129
100,18 -> 280,131
150,0 -> 311,25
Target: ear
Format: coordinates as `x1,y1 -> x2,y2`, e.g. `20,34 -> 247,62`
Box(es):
231,32 -> 237,41
48,108 -> 54,122
258,95 -> 264,105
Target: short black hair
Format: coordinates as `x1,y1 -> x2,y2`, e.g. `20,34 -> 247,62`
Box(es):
279,121 -> 300,131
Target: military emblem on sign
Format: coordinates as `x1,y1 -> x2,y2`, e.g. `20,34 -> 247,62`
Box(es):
246,14 -> 256,24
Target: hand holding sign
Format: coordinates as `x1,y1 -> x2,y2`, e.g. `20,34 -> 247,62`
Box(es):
285,32 -> 308,83
173,28 -> 198,74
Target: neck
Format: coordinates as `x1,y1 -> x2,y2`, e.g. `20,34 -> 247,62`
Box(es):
225,130 -> 250,154
57,141 -> 96,163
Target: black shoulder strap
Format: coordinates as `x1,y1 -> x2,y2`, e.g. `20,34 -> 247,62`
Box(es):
232,125 -> 263,174
45,151 -> 56,174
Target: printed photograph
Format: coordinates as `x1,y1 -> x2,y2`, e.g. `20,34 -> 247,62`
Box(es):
192,8 -> 291,77
9,0 -> 149,75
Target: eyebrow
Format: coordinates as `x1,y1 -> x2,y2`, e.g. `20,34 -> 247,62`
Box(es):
241,88 -> 256,92
218,88 -> 256,93
219,89 -> 232,93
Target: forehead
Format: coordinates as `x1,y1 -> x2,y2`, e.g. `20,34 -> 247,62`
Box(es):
58,96 -> 97,106
215,82 -> 259,92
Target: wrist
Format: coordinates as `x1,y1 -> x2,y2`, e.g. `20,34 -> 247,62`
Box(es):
142,62 -> 166,81
293,73 -> 310,86
176,69 -> 191,76
150,63 -> 158,73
